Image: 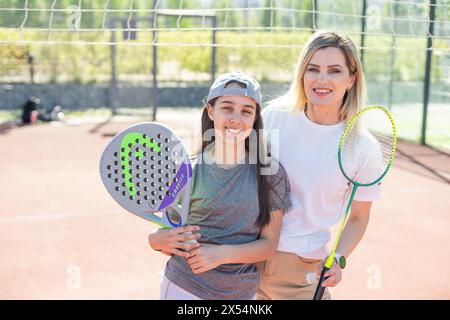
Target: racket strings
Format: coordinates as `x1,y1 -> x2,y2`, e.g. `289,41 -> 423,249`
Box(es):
105,129 -> 183,209
340,108 -> 396,185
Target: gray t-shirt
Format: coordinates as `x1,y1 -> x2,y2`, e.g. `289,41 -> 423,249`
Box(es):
164,150 -> 291,300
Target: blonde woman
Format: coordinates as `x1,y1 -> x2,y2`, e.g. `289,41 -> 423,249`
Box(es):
258,31 -> 380,300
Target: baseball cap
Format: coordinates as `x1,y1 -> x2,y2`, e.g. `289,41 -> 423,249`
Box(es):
206,72 -> 262,106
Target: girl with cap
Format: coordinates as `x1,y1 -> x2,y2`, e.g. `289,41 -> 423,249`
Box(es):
148,72 -> 292,300
257,31 -> 380,300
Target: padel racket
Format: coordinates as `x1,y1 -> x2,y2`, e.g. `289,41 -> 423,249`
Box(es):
313,106 -> 397,300
99,122 -> 193,228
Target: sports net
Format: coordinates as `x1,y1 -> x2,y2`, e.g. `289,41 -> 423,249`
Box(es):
0,0 -> 449,150
0,0 -> 448,47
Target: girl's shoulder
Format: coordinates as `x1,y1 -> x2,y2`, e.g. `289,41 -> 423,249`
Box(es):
261,158 -> 292,211
262,158 -> 289,186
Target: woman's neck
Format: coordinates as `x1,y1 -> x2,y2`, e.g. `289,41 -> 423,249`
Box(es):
305,103 -> 341,125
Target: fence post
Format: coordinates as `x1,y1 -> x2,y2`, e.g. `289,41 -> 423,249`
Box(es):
312,0 -> 318,31
388,1 -> 399,110
151,0 -> 158,121
109,17 -> 117,115
360,0 -> 367,68
211,16 -> 217,83
421,0 -> 436,145
28,52 -> 35,84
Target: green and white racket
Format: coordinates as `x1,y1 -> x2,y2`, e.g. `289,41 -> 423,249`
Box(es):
99,122 -> 193,228
313,106 -> 397,300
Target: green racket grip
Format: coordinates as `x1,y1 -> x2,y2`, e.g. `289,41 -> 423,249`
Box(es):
313,266 -> 330,300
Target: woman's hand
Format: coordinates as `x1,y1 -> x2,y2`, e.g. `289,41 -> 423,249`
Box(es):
187,243 -> 227,274
316,258 -> 342,288
148,225 -> 201,258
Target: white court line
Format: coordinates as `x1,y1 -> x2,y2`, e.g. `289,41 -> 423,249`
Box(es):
0,211 -> 117,223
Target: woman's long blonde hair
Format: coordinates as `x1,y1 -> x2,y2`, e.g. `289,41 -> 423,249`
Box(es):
281,30 -> 367,122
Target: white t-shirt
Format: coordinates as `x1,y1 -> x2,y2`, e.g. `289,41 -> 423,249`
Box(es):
263,105 -> 381,259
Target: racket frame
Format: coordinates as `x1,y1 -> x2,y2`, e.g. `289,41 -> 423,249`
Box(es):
338,106 -> 397,187
100,122 -> 193,229
313,106 -> 397,300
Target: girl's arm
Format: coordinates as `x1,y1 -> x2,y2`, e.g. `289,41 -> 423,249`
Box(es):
187,209 -> 283,274
318,200 -> 372,288
148,225 -> 201,259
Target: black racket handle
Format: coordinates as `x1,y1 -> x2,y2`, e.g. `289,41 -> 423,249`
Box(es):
313,266 -> 329,300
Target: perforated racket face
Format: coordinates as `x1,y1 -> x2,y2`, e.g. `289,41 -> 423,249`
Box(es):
339,106 -> 397,186
99,122 -> 192,227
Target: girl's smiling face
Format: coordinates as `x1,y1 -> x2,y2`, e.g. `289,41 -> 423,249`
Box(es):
207,94 -> 257,145
303,46 -> 355,111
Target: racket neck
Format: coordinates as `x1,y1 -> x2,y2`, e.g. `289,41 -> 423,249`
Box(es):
325,183 -> 358,269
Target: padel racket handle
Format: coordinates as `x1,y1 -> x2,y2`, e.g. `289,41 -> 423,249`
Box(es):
140,212 -> 172,228
182,231 -> 198,246
313,266 -> 329,300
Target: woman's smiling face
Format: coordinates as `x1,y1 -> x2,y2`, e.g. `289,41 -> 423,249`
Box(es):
303,46 -> 355,110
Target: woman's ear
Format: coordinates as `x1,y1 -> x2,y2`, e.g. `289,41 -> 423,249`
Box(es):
206,103 -> 214,121
348,73 -> 356,91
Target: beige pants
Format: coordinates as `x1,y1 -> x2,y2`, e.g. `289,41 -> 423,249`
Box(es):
257,251 -> 331,300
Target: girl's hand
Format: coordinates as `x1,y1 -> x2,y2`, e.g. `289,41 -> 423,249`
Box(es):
148,225 -> 201,259
316,258 -> 342,287
187,244 -> 226,274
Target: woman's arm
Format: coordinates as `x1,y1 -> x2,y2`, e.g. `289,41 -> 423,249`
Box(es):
187,209 -> 284,274
148,225 -> 201,259
336,200 -> 372,258
318,200 -> 372,288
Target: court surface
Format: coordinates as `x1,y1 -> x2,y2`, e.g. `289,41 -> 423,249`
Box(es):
1,108 -> 449,299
